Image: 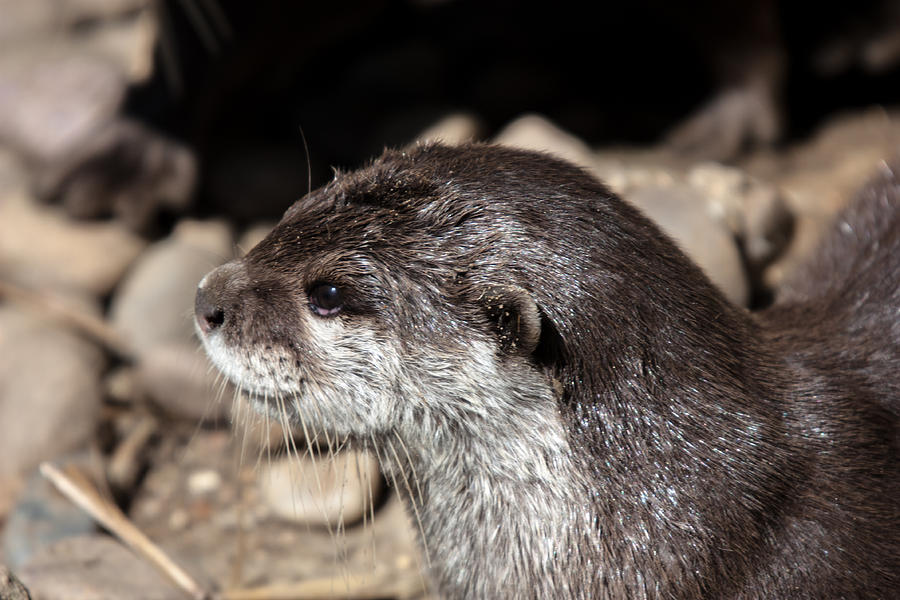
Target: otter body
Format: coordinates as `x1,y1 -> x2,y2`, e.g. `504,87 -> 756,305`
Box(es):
195,144 -> 899,598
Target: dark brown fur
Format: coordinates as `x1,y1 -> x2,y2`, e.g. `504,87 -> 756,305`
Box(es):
196,144 -> 899,598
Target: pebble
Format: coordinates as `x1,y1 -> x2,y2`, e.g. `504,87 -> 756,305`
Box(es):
135,343 -> 234,422
0,45 -> 124,164
110,219 -> 232,353
494,113 -> 596,171
107,219 -> 234,421
414,112 -> 482,146
744,108 -> 900,289
257,451 -> 382,527
36,118 -> 197,233
0,564 -> 32,600
688,162 -> 792,273
0,307 -> 105,487
0,192 -> 146,297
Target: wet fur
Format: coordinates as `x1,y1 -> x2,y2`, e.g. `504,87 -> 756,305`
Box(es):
196,144 -> 899,598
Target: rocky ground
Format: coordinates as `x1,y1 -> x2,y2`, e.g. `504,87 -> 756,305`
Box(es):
1,2 -> 899,600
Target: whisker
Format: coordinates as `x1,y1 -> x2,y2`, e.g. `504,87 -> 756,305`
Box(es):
386,437 -> 431,571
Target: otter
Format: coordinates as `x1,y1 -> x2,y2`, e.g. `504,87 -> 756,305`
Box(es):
194,143 -> 899,599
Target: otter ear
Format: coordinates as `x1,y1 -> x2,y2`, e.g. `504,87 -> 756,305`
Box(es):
480,286 -> 541,356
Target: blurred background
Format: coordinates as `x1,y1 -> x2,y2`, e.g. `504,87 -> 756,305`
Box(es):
1,1 -> 899,598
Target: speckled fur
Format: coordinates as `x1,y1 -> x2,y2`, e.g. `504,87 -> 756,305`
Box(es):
196,143 -> 899,599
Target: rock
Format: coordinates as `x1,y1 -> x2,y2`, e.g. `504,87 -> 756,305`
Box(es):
743,108 -> 900,289
257,451 -> 382,527
67,3 -> 158,84
136,343 -> 233,423
0,192 -> 146,296
0,0 -> 150,42
108,219 -> 233,421
627,184 -> 749,306
0,564 -> 32,600
413,113 -> 482,146
1,455 -> 102,570
110,219 -> 233,354
494,114 -> 596,171
127,429 -> 414,592
17,535 -> 186,600
664,81 -> 781,161
687,162 -> 792,274
0,0 -> 156,83
35,119 -> 197,233
0,307 -> 105,485
0,45 -> 124,164
0,24 -> 183,233
0,147 -> 28,197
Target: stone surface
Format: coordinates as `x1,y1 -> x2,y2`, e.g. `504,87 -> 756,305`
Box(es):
0,147 -> 28,197
414,113 -> 482,146
494,113 -> 596,171
35,119 -> 197,232
136,343 -> 233,422
1,455 -> 101,570
742,108 -> 900,288
0,564 -> 32,600
257,451 -> 382,527
108,219 -> 233,421
687,162 -> 792,273
0,307 -> 105,484
110,219 -> 232,354
0,192 -> 146,296
18,535 -> 185,600
0,45 -> 124,163
128,428 -> 419,595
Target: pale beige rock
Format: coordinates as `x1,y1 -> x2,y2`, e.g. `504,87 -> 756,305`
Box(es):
414,113 -> 482,146
688,162 -> 791,270
0,192 -> 145,296
77,7 -> 158,83
0,147 -> 28,197
494,114 -> 596,170
258,451 -> 382,527
745,108 -> 900,288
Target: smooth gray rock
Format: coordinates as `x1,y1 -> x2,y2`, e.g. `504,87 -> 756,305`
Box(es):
1,456 -> 100,570
0,308 -> 105,484
110,219 -> 233,354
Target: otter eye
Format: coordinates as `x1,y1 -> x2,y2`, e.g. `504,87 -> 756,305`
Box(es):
309,283 -> 343,317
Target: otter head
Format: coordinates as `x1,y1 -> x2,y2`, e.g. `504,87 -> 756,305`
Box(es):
193,144 -> 595,456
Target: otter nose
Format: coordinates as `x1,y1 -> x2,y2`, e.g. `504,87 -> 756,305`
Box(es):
194,285 -> 225,335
